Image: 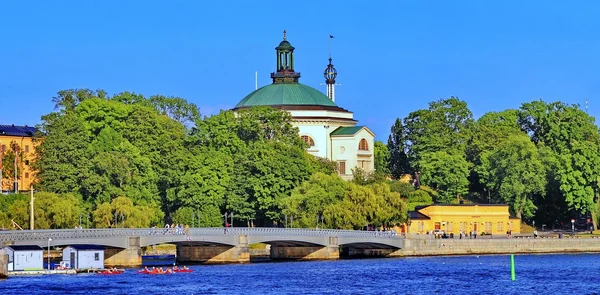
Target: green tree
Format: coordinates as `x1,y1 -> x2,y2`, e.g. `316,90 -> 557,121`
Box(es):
482,135 -> 546,218
387,118 -> 410,179
406,189 -> 434,211
374,141 -> 390,175
34,192 -> 82,229
281,172 -> 347,228
35,112 -> 90,195
403,97 -> 473,167
468,109 -> 526,200
93,196 -> 163,228
388,181 -> 415,197
418,151 -> 470,203
519,100 -> 600,227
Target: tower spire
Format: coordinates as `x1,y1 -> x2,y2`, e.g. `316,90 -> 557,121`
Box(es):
324,35 -> 338,102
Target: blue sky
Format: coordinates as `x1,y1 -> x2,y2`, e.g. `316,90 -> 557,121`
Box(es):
1,1 -> 599,140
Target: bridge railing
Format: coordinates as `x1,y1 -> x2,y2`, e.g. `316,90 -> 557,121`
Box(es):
0,227 -> 401,242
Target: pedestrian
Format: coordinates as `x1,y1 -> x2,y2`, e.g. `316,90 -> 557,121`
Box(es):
473,230 -> 477,239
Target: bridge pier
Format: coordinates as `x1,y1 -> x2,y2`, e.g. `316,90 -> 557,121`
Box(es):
104,237 -> 142,267
270,236 -> 339,261
0,250 -> 8,279
176,234 -> 250,264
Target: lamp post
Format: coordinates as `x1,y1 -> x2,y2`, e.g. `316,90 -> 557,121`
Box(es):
47,238 -> 52,270
571,218 -> 575,236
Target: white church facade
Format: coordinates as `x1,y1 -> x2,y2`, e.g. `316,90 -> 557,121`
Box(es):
233,31 -> 374,180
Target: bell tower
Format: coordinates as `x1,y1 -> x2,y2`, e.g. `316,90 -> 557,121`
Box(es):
271,30 -> 301,84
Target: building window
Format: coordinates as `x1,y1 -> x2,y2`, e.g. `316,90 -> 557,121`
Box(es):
485,222 -> 492,233
1,145 -> 5,152
337,161 -> 346,175
301,135 -> 315,147
94,253 -> 99,261
358,138 -> 369,151
25,173 -> 29,179
25,160 -> 29,166
497,222 -> 504,231
25,145 -> 29,153
447,222 -> 453,232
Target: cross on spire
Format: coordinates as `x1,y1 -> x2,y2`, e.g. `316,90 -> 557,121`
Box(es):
283,30 -> 287,40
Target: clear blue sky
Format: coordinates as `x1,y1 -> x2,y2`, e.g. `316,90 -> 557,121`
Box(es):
1,1 -> 599,140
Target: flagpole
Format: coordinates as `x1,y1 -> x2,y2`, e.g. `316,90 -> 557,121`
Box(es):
329,35 -> 333,59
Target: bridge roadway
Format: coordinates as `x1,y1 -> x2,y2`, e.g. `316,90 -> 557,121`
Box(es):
0,228 -> 405,265
0,227 -> 404,249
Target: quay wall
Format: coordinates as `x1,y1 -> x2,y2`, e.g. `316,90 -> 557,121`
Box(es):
394,237 -> 600,257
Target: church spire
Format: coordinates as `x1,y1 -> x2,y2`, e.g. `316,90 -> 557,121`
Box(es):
271,30 -> 301,84
324,35 -> 338,101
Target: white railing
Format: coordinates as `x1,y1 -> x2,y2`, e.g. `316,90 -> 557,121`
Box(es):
0,227 -> 400,242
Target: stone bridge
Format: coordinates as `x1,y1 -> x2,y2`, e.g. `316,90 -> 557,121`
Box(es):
0,228 -> 405,266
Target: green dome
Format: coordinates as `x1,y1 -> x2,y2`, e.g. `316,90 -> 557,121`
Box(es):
276,40 -> 294,51
235,83 -> 337,108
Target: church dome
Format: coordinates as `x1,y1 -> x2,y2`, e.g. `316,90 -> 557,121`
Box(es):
276,40 -> 294,51
234,31 -> 346,112
235,83 -> 337,108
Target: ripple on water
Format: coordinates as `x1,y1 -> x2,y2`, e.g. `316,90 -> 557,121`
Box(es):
2,254 -> 600,295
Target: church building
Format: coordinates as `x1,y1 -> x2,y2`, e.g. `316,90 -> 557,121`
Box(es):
232,31 -> 374,180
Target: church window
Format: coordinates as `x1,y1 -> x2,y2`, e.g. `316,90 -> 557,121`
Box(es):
359,139 -> 369,151
301,135 -> 315,147
337,161 -> 346,175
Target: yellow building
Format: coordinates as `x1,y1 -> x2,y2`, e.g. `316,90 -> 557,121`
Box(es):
407,204 -> 521,235
0,125 -> 37,192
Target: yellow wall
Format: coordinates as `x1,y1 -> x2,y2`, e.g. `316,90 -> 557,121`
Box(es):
408,205 -> 521,235
0,135 -> 36,191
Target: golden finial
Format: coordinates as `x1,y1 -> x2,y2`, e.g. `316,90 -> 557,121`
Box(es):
283,30 -> 287,40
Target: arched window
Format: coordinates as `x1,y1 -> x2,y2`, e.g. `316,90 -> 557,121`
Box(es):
359,138 -> 369,151
301,135 -> 315,147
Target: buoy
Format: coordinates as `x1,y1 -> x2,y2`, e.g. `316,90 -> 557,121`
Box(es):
510,254 -> 516,281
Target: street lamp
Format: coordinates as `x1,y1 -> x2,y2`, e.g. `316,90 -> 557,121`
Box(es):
47,238 -> 52,270
571,218 -> 575,236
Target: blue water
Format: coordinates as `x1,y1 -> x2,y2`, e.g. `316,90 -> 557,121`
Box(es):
2,254 -> 600,295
